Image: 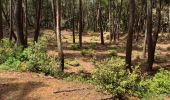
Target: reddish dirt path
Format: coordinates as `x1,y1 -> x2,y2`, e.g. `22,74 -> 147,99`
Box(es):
0,71 -> 111,100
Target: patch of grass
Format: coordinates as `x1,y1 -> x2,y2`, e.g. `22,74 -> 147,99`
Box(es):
68,60 -> 80,67
108,50 -> 118,56
69,44 -> 80,50
80,49 -> 93,56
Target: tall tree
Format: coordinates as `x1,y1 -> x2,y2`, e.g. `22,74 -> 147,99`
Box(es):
152,0 -> 161,61
98,0 -> 104,45
0,0 -> 3,40
34,0 -> 42,42
79,0 -> 83,47
24,0 -> 28,46
72,0 -> 76,44
125,0 -> 135,72
56,0 -> 64,72
147,0 -> 154,71
9,0 -> 17,41
15,0 -> 25,46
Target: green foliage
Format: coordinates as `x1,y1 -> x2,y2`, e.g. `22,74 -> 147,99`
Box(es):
0,38 -> 60,76
69,44 -> 80,50
80,49 -> 93,56
68,60 -> 80,67
92,56 -> 170,98
108,50 -> 118,56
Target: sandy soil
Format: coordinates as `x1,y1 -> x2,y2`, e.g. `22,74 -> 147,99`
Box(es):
0,71 -> 112,100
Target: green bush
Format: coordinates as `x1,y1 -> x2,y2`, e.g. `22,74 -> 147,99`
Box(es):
69,44 -> 80,50
80,49 -> 93,56
92,56 -> 170,98
0,37 -> 60,76
108,50 -> 118,56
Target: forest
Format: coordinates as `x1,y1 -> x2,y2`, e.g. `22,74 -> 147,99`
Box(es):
0,0 -> 170,99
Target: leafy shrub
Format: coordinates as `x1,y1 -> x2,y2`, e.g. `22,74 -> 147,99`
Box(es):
68,61 -> 80,67
80,49 -> 93,56
92,57 -> 153,98
108,50 -> 118,56
69,44 -> 80,50
0,37 -> 60,76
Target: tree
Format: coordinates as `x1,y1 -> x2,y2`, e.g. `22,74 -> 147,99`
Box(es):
55,0 -> 64,72
72,0 -> 76,44
79,0 -> 83,47
34,0 -> 42,42
146,0 -> 154,71
9,0 -> 17,41
98,0 -> 104,45
0,0 -> 3,40
125,0 -> 135,72
15,0 -> 25,46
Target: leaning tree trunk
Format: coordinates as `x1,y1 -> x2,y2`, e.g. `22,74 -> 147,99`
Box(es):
34,0 -> 42,42
15,0 -> 25,46
0,0 -> 3,40
55,0 -> 64,72
125,0 -> 135,72
147,0 -> 154,71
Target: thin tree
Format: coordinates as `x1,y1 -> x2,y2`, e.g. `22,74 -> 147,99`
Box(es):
0,0 -> 3,40
72,0 -> 76,44
152,0 -> 161,61
55,0 -> 64,72
146,0 -> 154,71
125,0 -> 135,72
34,0 -> 42,42
79,0 -> 83,47
98,0 -> 104,45
9,0 -> 17,41
24,0 -> 28,46
15,0 -> 25,46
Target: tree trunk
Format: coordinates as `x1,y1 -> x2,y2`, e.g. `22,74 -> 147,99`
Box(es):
147,0 -> 154,71
98,0 -> 104,45
72,0 -> 75,44
109,0 -> 113,43
55,0 -> 64,72
142,28 -> 147,58
9,0 -> 17,41
15,0 -> 25,46
0,0 -> 3,40
125,0 -> 135,72
34,0 -> 42,42
24,0 -> 28,46
152,0 -> 161,61
79,0 -> 83,47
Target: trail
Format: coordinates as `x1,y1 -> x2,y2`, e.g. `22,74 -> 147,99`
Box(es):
0,71 -> 111,100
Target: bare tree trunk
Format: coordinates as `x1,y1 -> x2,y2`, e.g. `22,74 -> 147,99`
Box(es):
125,0 -> 135,72
15,0 -> 25,46
24,0 -> 28,46
109,0 -> 112,43
72,0 -> 75,44
0,0 -> 3,40
9,0 -> 17,41
142,28 -> 147,58
98,0 -> 104,45
56,0 -> 64,72
152,0 -> 161,62
79,0 -> 83,47
34,0 -> 42,42
147,0 -> 154,71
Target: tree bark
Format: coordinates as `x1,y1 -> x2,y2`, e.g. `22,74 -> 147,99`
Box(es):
72,0 -> 76,44
0,0 -> 3,40
56,0 -> 64,72
147,0 -> 154,71
79,0 -> 83,47
34,0 -> 42,42
125,0 -> 135,72
15,0 -> 25,46
98,0 -> 104,45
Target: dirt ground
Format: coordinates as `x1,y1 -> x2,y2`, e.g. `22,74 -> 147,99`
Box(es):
0,71 -> 112,100
0,30 -> 169,100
